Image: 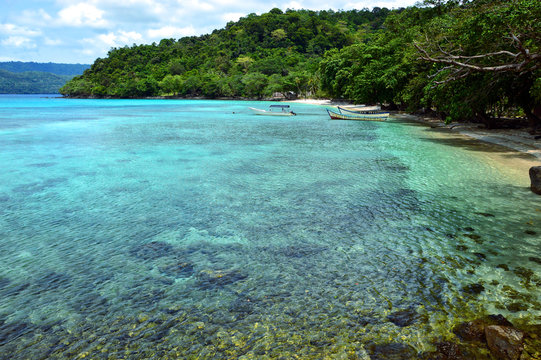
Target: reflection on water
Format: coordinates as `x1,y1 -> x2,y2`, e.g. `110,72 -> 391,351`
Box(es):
0,97 -> 540,358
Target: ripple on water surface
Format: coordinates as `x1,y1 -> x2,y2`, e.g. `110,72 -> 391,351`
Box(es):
0,97 -> 540,358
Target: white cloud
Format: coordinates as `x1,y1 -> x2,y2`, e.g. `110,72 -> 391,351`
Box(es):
221,12 -> 245,23
0,23 -> 41,37
283,1 -> 304,9
1,0 -> 421,63
19,9 -> 53,26
190,0 -> 215,12
80,30 -> 144,57
1,36 -> 36,48
147,26 -> 197,40
58,3 -> 108,28
44,38 -> 63,46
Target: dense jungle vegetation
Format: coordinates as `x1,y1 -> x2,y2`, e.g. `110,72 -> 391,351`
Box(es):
0,69 -> 73,94
0,62 -> 89,94
61,0 -> 540,127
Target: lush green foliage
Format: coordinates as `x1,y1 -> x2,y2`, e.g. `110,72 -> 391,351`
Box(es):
62,3 -> 540,126
61,8 -> 390,99
0,69 -> 73,94
414,0 -> 541,125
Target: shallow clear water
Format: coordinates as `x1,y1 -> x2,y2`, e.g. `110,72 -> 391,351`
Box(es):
0,95 -> 540,358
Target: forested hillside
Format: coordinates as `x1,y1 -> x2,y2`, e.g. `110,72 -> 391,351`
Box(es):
0,62 -> 89,76
60,8 -> 390,99
61,1 -> 540,127
0,70 -> 73,94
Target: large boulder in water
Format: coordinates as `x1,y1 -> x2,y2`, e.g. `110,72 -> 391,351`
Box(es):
529,166 -> 541,195
485,325 -> 524,360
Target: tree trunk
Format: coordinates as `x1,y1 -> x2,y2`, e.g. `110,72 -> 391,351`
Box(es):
524,105 -> 541,134
476,111 -> 496,129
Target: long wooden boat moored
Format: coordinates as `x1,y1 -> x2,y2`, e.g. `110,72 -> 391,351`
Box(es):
326,108 -> 388,121
337,106 -> 386,115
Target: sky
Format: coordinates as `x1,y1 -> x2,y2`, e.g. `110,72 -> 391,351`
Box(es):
1,0 -> 420,65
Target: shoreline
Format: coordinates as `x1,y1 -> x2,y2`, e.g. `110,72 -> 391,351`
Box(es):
290,98 -> 541,188
61,95 -> 541,167
291,98 -> 541,158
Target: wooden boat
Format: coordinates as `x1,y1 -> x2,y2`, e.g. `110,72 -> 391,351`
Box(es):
338,105 -> 381,112
337,106 -> 387,116
327,108 -> 388,121
249,105 -> 296,116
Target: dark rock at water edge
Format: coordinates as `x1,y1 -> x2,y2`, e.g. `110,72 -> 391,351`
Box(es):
485,325 -> 524,360
452,315 -> 530,360
453,315 -> 513,343
529,166 -> 541,195
454,319 -> 490,343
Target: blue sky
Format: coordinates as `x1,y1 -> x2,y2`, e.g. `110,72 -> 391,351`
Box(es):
1,0 -> 419,64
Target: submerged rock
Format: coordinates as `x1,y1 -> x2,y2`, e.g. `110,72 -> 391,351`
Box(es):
454,319 -> 489,343
367,342 -> 417,359
387,308 -> 424,327
420,341 -> 468,360
464,233 -> 482,241
197,269 -> 247,289
229,295 -> 255,318
475,212 -> 495,217
34,272 -> 71,292
474,252 -> 487,261
506,302 -> 529,312
485,325 -> 524,360
461,283 -> 485,295
158,261 -> 194,278
129,241 -> 174,260
512,266 -> 535,285
529,166 -> 541,195
0,321 -> 31,346
0,277 -> 10,289
453,315 -> 514,343
274,244 -> 327,258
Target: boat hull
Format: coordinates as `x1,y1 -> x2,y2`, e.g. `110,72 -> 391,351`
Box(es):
327,109 -> 388,121
249,107 -> 296,116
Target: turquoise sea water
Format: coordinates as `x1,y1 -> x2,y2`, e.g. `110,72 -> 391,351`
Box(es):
0,94 -> 540,358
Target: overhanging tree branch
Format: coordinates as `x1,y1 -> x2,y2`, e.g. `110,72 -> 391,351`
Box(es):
414,32 -> 541,75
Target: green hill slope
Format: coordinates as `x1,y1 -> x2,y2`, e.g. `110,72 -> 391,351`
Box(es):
0,62 -> 90,76
61,8 -> 390,98
0,69 -> 73,94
